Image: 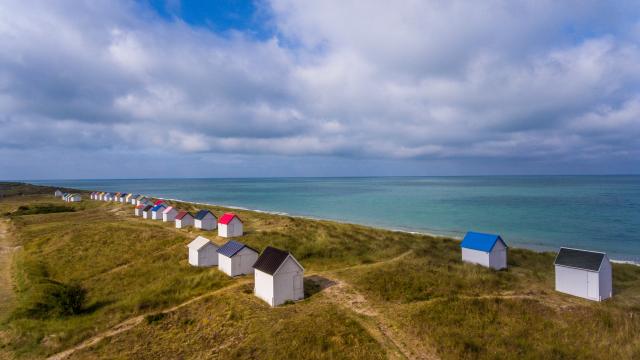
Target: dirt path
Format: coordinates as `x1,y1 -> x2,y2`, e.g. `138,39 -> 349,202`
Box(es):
47,280 -> 250,360
0,220 -> 18,319
319,276 -> 439,360
0,219 -> 19,360
306,250 -> 439,360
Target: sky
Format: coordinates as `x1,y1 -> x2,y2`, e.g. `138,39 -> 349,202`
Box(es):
0,0 -> 639,179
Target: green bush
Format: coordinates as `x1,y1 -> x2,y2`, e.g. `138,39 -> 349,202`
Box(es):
19,280 -> 87,318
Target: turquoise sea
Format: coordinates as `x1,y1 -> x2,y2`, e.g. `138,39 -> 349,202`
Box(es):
30,176 -> 640,261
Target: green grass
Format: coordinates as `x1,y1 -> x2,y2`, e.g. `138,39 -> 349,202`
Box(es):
1,182 -> 640,359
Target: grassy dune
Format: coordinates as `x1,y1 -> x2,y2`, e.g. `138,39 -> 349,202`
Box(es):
0,183 -> 639,359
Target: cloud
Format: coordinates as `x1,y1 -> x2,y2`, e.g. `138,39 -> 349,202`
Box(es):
0,0 -> 639,178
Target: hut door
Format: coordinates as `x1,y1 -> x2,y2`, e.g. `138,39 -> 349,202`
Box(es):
587,272 -> 598,299
293,274 -> 302,291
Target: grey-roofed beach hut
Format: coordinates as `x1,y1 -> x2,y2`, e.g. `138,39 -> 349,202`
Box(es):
554,247 -> 612,301
217,240 -> 259,277
194,210 -> 217,231
141,205 -> 153,219
187,236 -> 219,267
253,246 -> 304,306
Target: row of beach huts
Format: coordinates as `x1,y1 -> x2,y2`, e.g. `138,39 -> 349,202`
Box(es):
55,189 -> 302,306
54,189 -> 613,303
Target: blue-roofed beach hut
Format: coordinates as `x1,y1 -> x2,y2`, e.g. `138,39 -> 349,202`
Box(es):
217,240 -> 259,276
461,231 -> 508,270
151,204 -> 166,220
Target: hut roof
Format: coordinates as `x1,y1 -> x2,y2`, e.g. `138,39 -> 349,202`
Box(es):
461,232 -> 507,252
195,209 -> 215,220
219,213 -> 240,225
253,246 -> 301,275
151,204 -> 166,212
187,236 -> 214,251
217,240 -> 257,258
554,248 -> 606,272
162,206 -> 175,214
175,211 -> 192,220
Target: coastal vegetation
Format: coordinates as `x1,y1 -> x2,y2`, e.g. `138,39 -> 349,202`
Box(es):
0,182 -> 639,359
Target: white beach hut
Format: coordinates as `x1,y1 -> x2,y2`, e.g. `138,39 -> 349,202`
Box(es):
54,189 -> 63,198
218,213 -> 243,238
120,193 -> 129,203
97,192 -> 104,201
151,204 -> 166,220
162,206 -> 178,222
554,247 -> 612,301
175,211 -> 194,229
104,193 -> 113,201
217,240 -> 259,277
134,204 -> 144,216
67,194 -> 81,202
187,236 -> 219,267
194,210 -> 217,231
141,205 -> 153,219
460,232 -> 508,270
253,246 -> 304,307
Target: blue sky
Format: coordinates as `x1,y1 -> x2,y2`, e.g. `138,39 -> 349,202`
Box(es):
0,0 -> 639,179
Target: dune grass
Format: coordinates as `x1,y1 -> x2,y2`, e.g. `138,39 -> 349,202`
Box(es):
1,182 -> 640,359
68,284 -> 385,360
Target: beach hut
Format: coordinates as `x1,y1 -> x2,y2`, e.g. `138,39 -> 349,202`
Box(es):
113,192 -> 121,202
253,246 -> 304,307
217,240 -> 259,277
138,197 -> 152,206
97,192 -> 104,201
153,199 -> 166,206
92,192 -> 99,200
68,194 -> 81,202
187,236 -> 219,267
134,204 -> 145,216
120,193 -> 129,203
54,189 -> 63,197
130,194 -> 140,204
162,206 -> 178,222
460,231 -> 508,270
218,213 -> 243,238
175,211 -> 194,228
61,193 -> 69,201
151,204 -> 166,220
194,210 -> 217,231
554,248 -> 612,301
104,193 -> 113,201
142,205 -> 154,219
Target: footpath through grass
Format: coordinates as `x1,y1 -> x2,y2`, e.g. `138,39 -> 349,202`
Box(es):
0,182 -> 639,359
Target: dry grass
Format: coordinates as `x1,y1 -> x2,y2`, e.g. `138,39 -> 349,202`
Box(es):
1,183 -> 639,359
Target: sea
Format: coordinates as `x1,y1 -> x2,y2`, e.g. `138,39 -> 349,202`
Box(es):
29,176 -> 640,262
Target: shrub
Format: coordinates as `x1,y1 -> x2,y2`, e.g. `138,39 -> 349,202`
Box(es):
19,280 -> 87,318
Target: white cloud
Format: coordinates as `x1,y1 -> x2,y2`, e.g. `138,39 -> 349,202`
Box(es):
0,0 -> 639,177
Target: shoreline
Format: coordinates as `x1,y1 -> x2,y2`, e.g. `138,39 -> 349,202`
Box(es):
156,196 -> 639,266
